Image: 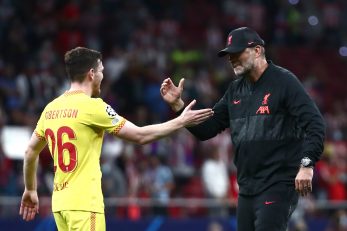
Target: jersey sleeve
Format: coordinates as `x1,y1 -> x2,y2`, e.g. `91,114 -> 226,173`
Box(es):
90,98 -> 127,135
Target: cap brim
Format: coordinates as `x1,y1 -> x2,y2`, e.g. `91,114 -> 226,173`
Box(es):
217,46 -> 246,57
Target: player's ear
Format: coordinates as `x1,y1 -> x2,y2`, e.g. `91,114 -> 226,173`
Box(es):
87,68 -> 95,80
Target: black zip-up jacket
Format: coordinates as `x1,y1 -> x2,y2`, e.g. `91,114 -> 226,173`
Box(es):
187,61 -> 325,195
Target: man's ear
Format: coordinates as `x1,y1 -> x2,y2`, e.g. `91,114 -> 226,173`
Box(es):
87,68 -> 95,80
254,45 -> 263,57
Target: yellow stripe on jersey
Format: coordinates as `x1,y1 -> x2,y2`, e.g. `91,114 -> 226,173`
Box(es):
35,91 -> 127,213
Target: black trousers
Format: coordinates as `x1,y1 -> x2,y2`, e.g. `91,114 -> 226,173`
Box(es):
237,183 -> 299,231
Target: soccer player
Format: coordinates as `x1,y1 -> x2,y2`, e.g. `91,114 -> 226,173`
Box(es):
160,27 -> 325,231
19,47 -> 213,230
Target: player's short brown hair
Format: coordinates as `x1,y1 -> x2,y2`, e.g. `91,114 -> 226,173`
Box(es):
64,47 -> 102,82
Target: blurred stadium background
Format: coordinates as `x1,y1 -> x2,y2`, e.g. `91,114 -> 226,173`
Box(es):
0,0 -> 347,230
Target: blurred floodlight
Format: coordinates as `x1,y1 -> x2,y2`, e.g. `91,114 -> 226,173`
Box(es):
308,16 -> 319,26
288,0 -> 299,5
1,126 -> 32,159
339,46 -> 347,57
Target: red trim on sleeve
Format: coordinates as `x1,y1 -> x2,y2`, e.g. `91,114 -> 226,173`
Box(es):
34,131 -> 46,141
112,119 -> 126,135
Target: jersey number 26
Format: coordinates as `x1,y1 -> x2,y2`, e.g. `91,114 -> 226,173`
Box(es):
45,126 -> 77,173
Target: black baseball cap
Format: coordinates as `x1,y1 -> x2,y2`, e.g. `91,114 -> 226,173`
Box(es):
218,27 -> 265,57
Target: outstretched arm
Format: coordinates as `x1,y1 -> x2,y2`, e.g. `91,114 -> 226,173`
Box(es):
160,77 -> 230,141
19,133 -> 46,221
115,99 -> 213,144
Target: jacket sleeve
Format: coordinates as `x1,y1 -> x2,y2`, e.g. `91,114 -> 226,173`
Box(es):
284,73 -> 326,165
184,92 -> 230,141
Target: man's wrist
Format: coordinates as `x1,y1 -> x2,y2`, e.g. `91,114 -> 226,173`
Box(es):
171,99 -> 185,112
300,156 -> 314,169
300,165 -> 314,169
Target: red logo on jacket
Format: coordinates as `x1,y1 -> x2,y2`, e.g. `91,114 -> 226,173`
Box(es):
256,93 -> 271,114
262,93 -> 271,105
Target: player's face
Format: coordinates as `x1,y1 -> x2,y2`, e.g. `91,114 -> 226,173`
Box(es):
92,60 -> 104,97
228,48 -> 256,76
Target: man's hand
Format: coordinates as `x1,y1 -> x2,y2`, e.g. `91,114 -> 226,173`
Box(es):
19,189 -> 39,221
160,78 -> 185,112
295,167 -> 314,197
179,99 -> 213,127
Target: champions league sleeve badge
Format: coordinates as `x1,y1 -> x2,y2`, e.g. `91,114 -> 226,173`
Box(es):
106,105 -> 117,117
106,105 -> 121,125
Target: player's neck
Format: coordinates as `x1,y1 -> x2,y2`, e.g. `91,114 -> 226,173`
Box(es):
69,82 -> 92,96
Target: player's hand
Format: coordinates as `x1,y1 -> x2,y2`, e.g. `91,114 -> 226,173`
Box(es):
295,167 -> 314,197
180,99 -> 213,127
160,77 -> 185,112
19,189 -> 39,221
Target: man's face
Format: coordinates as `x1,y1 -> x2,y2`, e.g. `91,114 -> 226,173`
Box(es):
228,47 -> 256,76
92,60 -> 104,97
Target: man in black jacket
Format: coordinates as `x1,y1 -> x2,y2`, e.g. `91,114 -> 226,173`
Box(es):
160,27 -> 325,231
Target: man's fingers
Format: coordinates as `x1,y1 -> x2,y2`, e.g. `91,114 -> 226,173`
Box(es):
27,207 -> 37,221
164,77 -> 174,87
184,109 -> 214,127
299,181 -> 305,191
20,202 -> 38,221
297,184 -> 308,196
195,115 -> 212,123
192,109 -> 214,122
25,207 -> 33,221
29,207 -> 37,220
295,179 -> 301,192
160,78 -> 176,96
22,206 -> 28,220
295,179 -> 312,196
191,108 -> 213,118
195,108 -> 214,116
160,85 -> 166,95
185,99 -> 196,110
19,204 -> 23,216
178,78 -> 185,90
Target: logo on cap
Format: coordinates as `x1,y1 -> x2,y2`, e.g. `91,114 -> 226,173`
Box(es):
228,35 -> 232,45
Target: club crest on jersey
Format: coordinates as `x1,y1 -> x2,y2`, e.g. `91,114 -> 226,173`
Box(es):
256,93 -> 271,114
106,105 -> 117,117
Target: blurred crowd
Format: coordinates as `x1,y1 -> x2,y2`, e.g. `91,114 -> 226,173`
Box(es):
0,0 -> 347,229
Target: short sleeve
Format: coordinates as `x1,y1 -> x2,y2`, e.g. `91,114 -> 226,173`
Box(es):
89,98 -> 127,135
34,110 -> 47,141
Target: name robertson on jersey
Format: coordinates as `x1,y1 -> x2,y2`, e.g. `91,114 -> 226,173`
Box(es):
45,109 -> 78,120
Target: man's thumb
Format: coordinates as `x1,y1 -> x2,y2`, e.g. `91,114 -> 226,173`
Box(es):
185,99 -> 196,111
178,78 -> 185,90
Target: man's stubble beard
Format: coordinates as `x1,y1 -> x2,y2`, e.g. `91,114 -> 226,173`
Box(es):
233,58 -> 254,77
